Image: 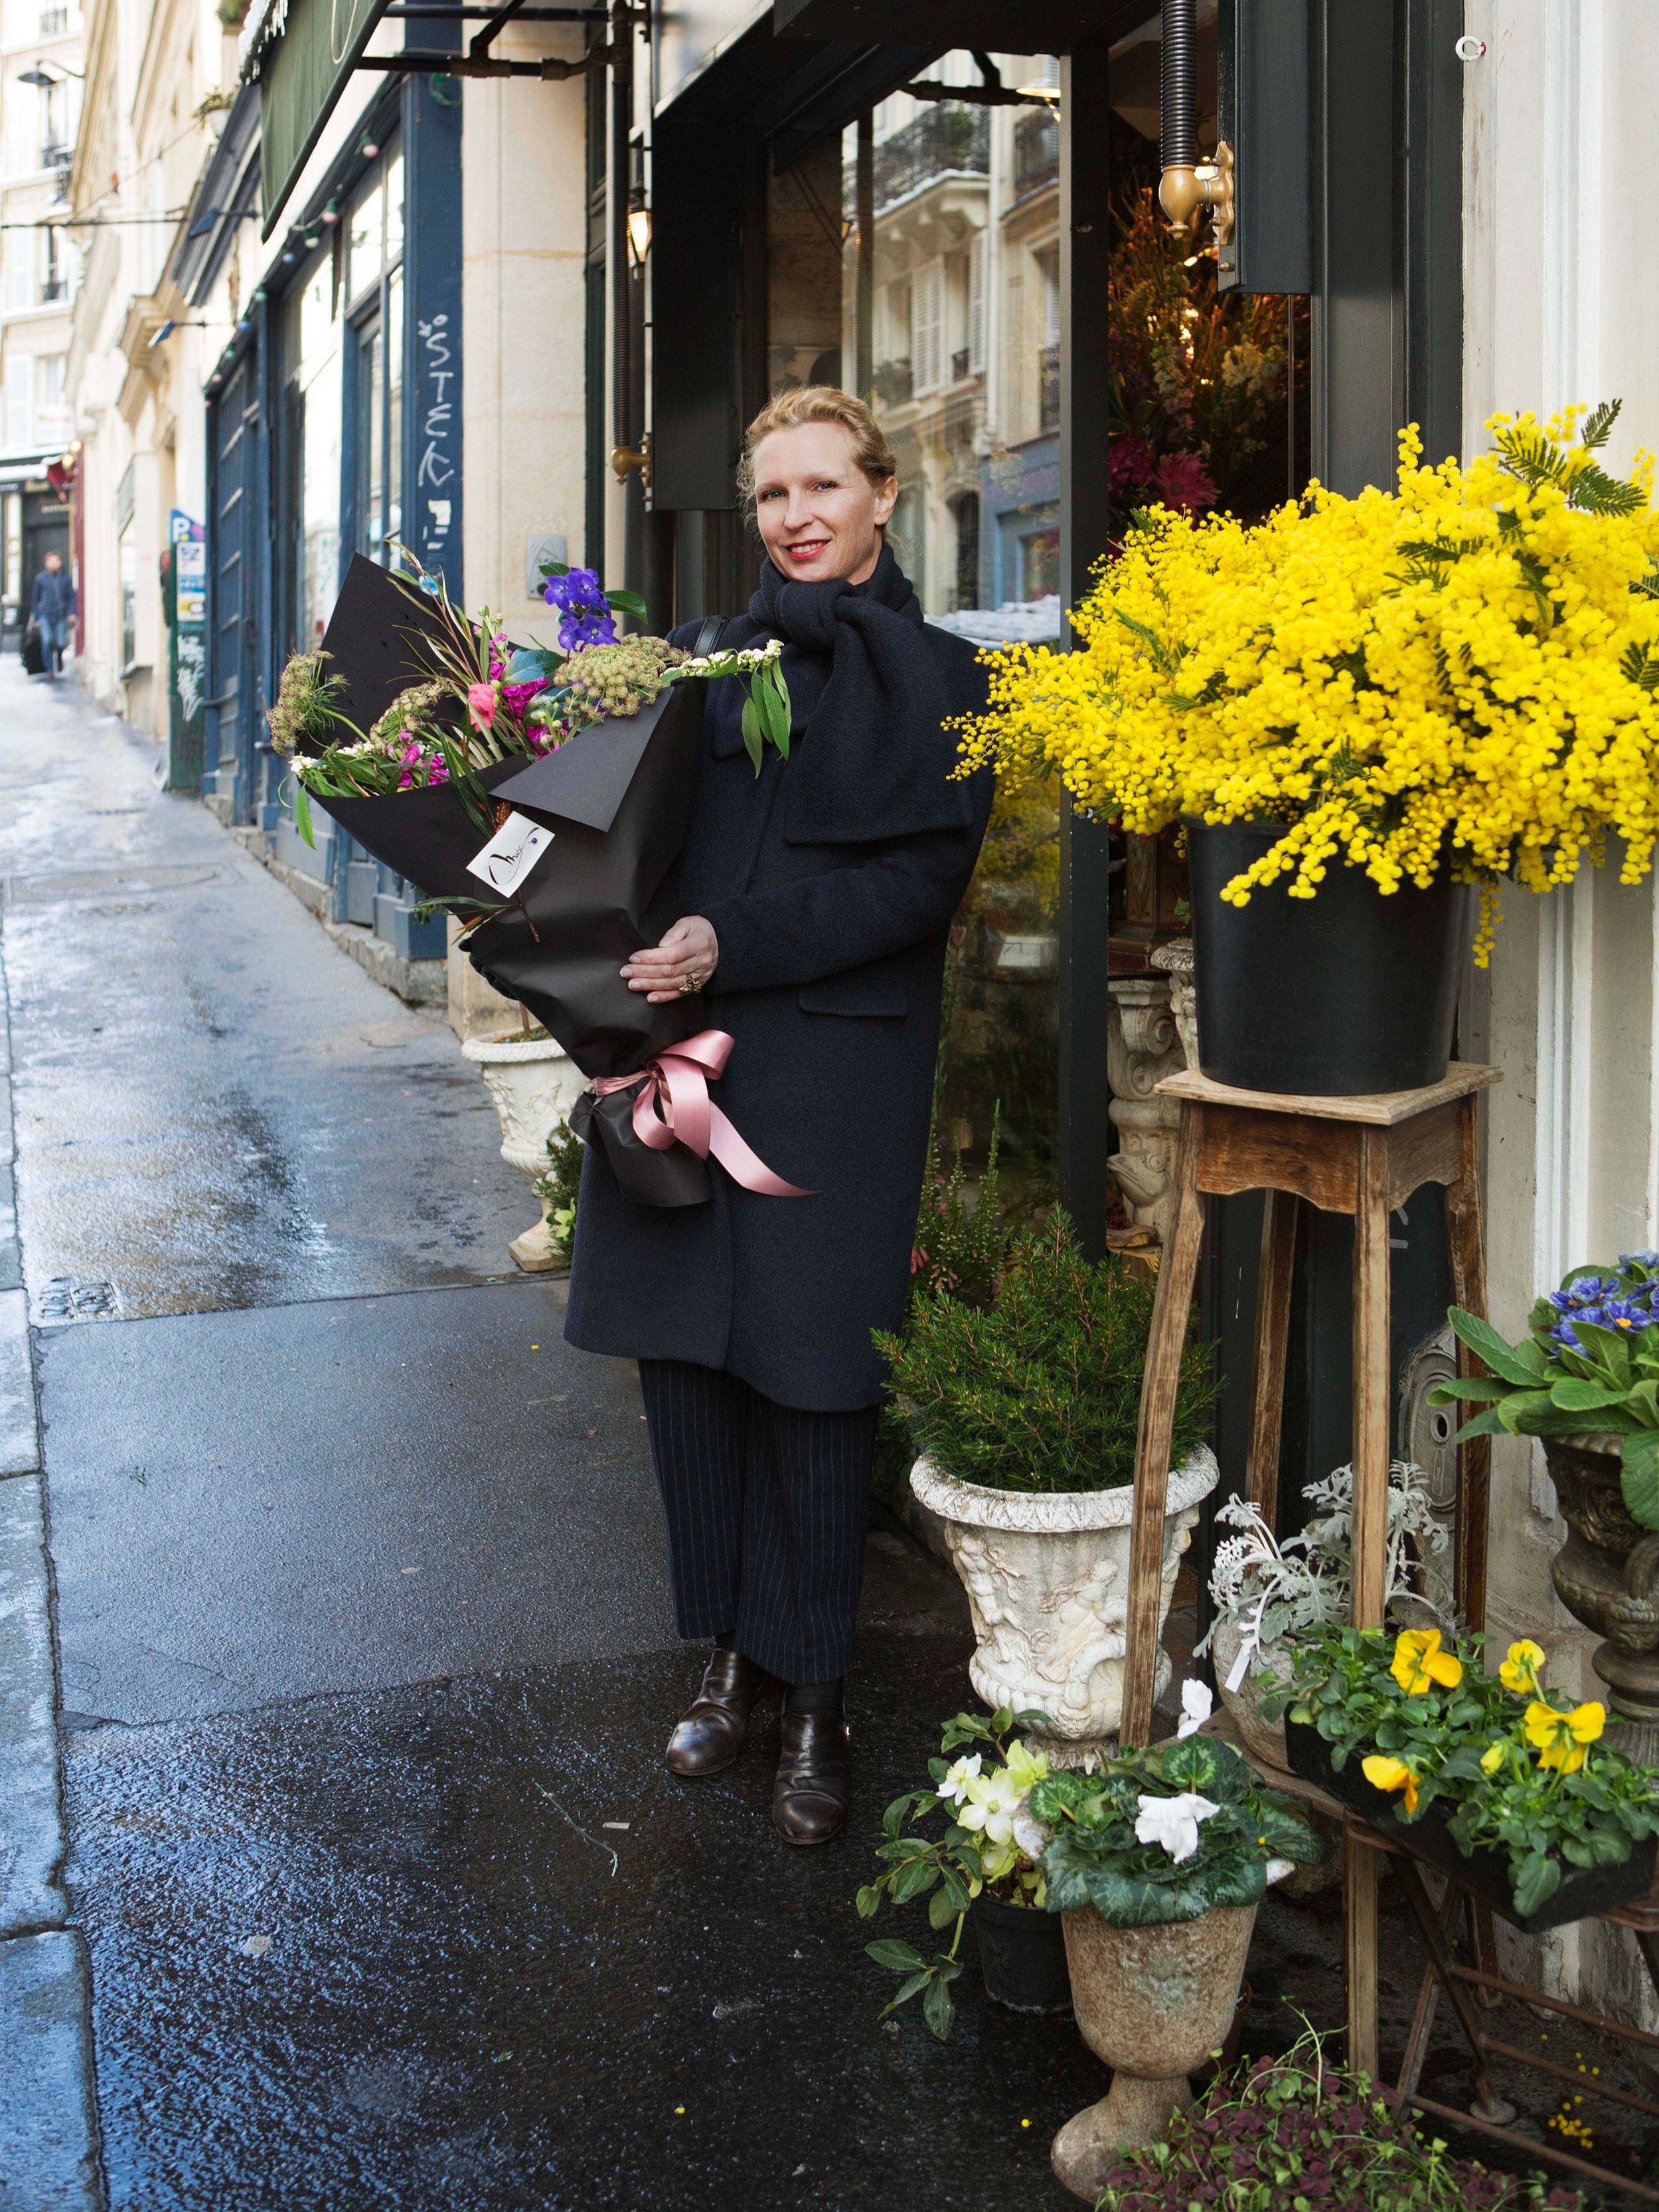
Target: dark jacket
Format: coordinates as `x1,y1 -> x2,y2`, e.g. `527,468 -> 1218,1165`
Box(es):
31,568 -> 74,624
564,586 -> 994,1412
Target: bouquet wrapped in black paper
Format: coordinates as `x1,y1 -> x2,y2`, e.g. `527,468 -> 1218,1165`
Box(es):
268,554 -> 797,1206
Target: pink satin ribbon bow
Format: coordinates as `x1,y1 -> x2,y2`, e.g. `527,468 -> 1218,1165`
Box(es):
591,1028 -> 812,1197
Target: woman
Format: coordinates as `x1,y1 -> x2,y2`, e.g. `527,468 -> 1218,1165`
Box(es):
565,387 -> 994,1845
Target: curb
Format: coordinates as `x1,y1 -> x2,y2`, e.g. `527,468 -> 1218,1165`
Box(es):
0,917 -> 102,2208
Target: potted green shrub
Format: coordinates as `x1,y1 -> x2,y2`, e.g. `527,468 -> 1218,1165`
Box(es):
1431,1259 -> 1659,1763
1020,1730 -> 1320,2197
1085,2027 -> 1584,2211
856,1706 -> 1069,2036
1265,1623 -> 1659,1930
879,1217 -> 1219,1756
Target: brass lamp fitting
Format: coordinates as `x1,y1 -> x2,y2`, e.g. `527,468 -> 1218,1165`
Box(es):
1158,140 -> 1235,244
611,436 -> 651,488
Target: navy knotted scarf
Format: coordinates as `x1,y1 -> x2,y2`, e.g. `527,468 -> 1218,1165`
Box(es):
709,544 -> 990,845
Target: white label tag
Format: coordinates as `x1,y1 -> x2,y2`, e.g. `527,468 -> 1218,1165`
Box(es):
466,811 -> 554,897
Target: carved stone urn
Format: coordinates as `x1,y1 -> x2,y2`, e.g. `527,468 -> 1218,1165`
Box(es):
1052,1900 -> 1258,2199
909,1446 -> 1218,1763
1545,1433 -> 1659,1765
461,1027 -> 588,1272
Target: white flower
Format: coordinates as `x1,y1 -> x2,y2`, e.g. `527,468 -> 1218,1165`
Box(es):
1175,1680 -> 1214,1738
959,1769 -> 1022,1847
937,1753 -> 981,1807
1135,1791 -> 1221,1865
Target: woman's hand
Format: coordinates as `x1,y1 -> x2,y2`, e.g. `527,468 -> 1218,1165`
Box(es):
621,916 -> 720,1003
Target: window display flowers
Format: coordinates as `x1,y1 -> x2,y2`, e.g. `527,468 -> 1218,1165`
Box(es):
1430,1252 -> 1659,1527
958,402 -> 1659,962
1391,1627 -> 1462,1695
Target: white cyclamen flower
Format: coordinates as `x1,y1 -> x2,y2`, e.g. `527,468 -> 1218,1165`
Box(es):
959,1769 -> 1022,1847
1135,1791 -> 1221,1865
937,1753 -> 981,1807
1175,1680 -> 1214,1738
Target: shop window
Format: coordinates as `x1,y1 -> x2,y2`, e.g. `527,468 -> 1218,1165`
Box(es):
911,259 -> 943,396
281,250 -> 343,650
1020,525 -> 1060,599
35,352 -> 68,442
119,528 -> 136,670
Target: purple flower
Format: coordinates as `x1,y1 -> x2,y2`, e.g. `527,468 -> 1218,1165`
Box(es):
1595,1297 -> 1652,1333
542,565 -> 617,652
1545,1274 -> 1619,1317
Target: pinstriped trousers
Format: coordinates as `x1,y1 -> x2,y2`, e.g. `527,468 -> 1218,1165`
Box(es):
637,1359 -> 878,1684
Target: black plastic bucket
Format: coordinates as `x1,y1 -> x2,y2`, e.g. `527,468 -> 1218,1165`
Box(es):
1186,820 -> 1476,1096
972,1894 -> 1072,2014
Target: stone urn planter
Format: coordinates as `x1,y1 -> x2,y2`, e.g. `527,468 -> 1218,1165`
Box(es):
1052,1899 -> 1258,2200
1210,1617 -> 1291,1769
461,1027 -> 588,1272
1546,1432 -> 1659,1765
909,1445 -> 1218,1761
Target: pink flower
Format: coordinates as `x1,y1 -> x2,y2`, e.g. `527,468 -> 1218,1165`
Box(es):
1153,449 -> 1218,512
467,682 -> 499,735
1109,436 -> 1155,500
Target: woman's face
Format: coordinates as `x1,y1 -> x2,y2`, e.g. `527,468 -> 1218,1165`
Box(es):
751,421 -> 897,586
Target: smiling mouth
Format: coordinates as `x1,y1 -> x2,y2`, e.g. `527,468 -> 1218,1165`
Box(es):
783,539 -> 831,561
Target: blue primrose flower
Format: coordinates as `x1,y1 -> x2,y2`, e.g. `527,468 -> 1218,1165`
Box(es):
1595,1297 -> 1654,1334
1545,1275 -> 1619,1315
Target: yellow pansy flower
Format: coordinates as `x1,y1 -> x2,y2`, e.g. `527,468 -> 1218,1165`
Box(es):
1524,1700 -> 1606,1774
1500,1639 -> 1545,1696
1480,1741 -> 1507,1775
1391,1628 -> 1464,1696
1362,1755 -> 1420,1816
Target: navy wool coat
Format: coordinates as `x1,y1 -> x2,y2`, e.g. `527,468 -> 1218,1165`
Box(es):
563,606 -> 994,1412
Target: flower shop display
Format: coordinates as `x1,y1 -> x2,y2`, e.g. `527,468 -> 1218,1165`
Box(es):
857,1706 -> 1068,2035
1265,1624 -> 1659,1931
1199,1459 -> 1449,1765
1086,2029 -> 1584,2212
959,402 -> 1659,1095
1431,1260 -> 1659,1763
880,1217 -> 1220,1753
1020,1729 -> 1320,2192
270,554 -> 802,1210
459,1021 -> 586,1272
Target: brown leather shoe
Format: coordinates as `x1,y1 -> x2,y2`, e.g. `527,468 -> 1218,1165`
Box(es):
665,1650 -> 767,1777
771,1711 -> 850,1845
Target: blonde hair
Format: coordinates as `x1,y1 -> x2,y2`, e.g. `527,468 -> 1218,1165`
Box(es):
737,386 -> 898,514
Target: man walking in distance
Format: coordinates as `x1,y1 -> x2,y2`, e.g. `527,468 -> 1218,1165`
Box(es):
30,551 -> 74,678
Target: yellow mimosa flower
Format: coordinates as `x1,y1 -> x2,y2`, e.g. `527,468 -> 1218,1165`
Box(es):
1500,1639 -> 1545,1696
1391,1628 -> 1464,1696
1362,1755 -> 1420,1816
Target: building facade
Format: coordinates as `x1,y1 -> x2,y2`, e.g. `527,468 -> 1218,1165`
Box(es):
0,0 -> 80,638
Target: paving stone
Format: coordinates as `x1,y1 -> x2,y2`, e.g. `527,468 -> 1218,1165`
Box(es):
0,1931 -> 100,2211
0,1473 -> 64,1936
0,1291 -> 37,1478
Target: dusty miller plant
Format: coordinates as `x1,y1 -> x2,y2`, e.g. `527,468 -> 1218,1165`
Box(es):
1198,1461 -> 1449,1692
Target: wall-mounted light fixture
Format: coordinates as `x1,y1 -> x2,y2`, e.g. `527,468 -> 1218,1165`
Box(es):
626,196 -> 651,264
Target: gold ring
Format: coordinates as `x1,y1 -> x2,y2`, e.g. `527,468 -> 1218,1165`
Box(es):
679,971 -> 700,995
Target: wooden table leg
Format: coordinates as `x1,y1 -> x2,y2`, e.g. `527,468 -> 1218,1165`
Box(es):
1120,1100 -> 1206,1750
1246,1191 -> 1298,1526
1447,1092 -> 1491,1631
1346,1836 -> 1381,2080
1352,1126 -> 1393,1632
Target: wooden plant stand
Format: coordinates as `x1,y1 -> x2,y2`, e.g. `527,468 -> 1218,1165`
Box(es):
1119,1060 -> 1502,2077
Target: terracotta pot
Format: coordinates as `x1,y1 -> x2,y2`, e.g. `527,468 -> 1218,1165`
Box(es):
1209,1617 -> 1290,1769
1545,1432 -> 1659,1766
1051,1901 -> 1258,2201
909,1446 -> 1218,1763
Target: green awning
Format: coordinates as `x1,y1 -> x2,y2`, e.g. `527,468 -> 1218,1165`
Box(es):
258,0 -> 388,236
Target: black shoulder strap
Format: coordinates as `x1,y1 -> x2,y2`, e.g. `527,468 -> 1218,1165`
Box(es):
692,614 -> 726,656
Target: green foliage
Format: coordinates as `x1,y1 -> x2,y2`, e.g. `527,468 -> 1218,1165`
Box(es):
1427,1252 -> 1659,1528
532,1119 -> 586,1270
1090,2026 -> 1584,2210
1449,1734 -> 1659,1921
877,1213 -> 1217,1494
856,1706 -> 1049,2041
908,1108 -> 1012,1311
1492,399 -> 1646,516
1028,1735 -> 1320,1929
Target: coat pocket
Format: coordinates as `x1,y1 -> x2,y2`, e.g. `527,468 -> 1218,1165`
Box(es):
797,976 -> 908,1019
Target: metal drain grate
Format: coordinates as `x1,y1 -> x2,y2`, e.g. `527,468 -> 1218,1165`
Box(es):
37,1278 -> 122,1323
